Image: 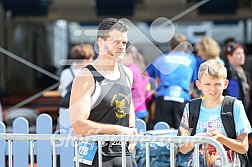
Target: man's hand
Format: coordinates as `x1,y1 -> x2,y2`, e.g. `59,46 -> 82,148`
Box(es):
116,126 -> 138,135
115,126 -> 138,152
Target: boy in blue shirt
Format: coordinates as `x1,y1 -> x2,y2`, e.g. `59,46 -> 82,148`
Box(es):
178,59 -> 251,166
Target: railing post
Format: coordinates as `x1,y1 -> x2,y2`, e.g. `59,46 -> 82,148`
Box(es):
52,140 -> 57,167
121,141 -> 126,167
98,141 -> 103,167
29,140 -> 34,167
74,140 -> 79,167
195,143 -> 200,167
0,122 -> 6,167
145,142 -> 150,167
8,140 -> 13,167
170,143 -> 175,167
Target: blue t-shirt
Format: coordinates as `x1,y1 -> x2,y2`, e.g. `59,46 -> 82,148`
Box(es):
179,99 -> 252,166
194,100 -> 251,136
154,52 -> 198,101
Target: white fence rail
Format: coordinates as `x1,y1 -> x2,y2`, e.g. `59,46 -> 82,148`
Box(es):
0,115 -> 229,167
0,133 -> 229,167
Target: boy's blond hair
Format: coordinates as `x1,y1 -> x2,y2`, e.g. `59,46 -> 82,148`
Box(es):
198,59 -> 227,80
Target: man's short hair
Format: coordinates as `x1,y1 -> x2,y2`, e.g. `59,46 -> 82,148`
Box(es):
97,18 -> 129,39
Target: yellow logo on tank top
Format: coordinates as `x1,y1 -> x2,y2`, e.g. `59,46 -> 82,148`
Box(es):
110,93 -> 130,118
116,99 -> 125,108
115,99 -> 126,118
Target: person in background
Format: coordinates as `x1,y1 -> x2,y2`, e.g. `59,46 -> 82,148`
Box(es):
0,102 -> 2,122
57,43 -> 95,132
59,43 -> 95,108
121,45 -> 151,121
224,37 -> 236,47
195,36 -> 225,66
69,18 -> 138,167
244,53 -> 252,124
154,34 -> 197,129
145,60 -> 160,130
223,42 -> 251,114
134,48 -> 153,106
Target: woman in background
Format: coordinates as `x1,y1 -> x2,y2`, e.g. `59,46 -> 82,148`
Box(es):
0,102 -> 2,122
223,42 -> 251,113
59,44 -> 95,108
121,45 -> 151,120
195,36 -> 224,65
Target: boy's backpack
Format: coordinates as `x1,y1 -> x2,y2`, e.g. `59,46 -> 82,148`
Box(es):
59,68 -> 75,108
188,96 -> 251,167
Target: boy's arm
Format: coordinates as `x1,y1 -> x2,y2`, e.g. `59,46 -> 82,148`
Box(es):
178,107 -> 195,154
180,133 -> 207,154
213,99 -> 251,154
208,129 -> 249,154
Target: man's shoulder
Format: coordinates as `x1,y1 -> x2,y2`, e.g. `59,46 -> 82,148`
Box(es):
121,64 -> 133,75
74,67 -> 94,82
121,63 -> 133,83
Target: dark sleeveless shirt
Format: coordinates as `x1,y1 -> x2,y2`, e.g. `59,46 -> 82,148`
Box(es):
86,63 -> 131,127
85,63 -> 132,156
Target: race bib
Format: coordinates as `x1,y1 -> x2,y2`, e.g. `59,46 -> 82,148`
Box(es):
73,141 -> 97,165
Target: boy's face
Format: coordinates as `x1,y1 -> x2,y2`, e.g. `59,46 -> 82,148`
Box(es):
196,75 -> 229,100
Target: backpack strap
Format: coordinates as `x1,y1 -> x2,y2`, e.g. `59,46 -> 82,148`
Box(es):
189,98 -> 202,136
221,96 -> 236,139
220,96 -> 251,166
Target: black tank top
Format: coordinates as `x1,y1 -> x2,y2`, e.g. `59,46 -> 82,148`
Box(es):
86,63 -> 131,127
85,63 -> 132,156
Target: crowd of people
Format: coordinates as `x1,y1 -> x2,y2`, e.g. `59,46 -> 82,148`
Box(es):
0,17 -> 250,166
59,18 -> 252,167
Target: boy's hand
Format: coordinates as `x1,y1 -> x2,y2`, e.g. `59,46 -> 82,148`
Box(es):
206,129 -> 224,140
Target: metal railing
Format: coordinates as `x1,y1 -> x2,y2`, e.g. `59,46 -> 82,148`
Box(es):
0,134 -> 229,167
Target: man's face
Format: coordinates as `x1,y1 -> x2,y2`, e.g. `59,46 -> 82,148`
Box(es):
101,29 -> 128,60
196,75 -> 228,101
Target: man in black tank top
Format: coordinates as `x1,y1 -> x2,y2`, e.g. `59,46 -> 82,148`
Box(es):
69,18 -> 138,167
